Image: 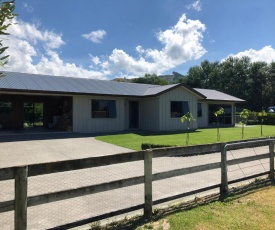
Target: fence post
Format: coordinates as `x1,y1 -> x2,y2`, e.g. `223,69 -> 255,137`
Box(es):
269,139 -> 275,180
220,143 -> 228,197
15,166 -> 28,230
144,149 -> 153,219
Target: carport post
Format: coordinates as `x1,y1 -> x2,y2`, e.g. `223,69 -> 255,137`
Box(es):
15,166 -> 28,230
269,139 -> 275,180
220,143 -> 228,197
144,149 -> 153,219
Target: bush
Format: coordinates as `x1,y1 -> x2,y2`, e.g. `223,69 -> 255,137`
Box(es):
243,111 -> 275,125
141,143 -> 175,150
246,120 -> 258,125
263,113 -> 275,125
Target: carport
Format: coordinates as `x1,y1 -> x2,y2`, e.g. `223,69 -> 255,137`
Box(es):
0,93 -> 72,131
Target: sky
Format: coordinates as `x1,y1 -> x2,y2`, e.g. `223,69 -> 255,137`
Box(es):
1,0 -> 275,80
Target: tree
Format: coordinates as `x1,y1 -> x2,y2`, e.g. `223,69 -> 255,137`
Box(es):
239,108 -> 250,139
214,107 -> 225,141
0,0 -> 16,66
264,62 -> 275,108
132,74 -> 168,85
180,112 -> 195,145
246,62 -> 268,111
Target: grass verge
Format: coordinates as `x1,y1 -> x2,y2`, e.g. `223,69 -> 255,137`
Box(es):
88,183 -> 275,230
96,125 -> 275,150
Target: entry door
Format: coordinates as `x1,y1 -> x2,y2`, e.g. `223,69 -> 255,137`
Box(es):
129,101 -> 139,129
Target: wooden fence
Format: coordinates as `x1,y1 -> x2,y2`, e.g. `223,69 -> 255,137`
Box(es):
0,138 -> 274,230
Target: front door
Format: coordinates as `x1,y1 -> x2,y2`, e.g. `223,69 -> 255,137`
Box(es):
129,101 -> 139,129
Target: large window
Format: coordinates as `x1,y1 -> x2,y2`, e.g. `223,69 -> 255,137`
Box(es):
208,104 -> 232,125
171,101 -> 189,118
92,100 -> 116,118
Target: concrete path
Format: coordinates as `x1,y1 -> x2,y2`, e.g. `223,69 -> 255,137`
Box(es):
0,132 -> 132,168
0,133 -> 271,229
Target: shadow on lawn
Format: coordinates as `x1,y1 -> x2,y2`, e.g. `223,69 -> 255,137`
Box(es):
96,130 -> 202,137
87,179 -> 274,230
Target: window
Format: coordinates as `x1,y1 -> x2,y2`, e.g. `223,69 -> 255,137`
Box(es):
171,101 -> 189,118
0,102 -> 11,114
197,103 -> 202,117
208,104 -> 232,125
92,100 -> 116,118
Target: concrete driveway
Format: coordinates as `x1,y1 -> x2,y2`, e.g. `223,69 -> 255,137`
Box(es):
0,132 -> 270,229
0,132 -> 132,168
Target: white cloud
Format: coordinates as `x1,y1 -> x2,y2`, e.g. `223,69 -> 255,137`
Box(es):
2,19 -> 108,79
1,14 -> 206,79
224,46 -> 275,63
102,14 -> 206,76
136,45 -> 145,54
81,30 -> 107,44
186,0 -> 202,12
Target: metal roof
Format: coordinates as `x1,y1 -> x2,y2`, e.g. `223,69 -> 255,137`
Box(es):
194,88 -> 245,102
0,71 -> 155,97
0,71 -> 244,102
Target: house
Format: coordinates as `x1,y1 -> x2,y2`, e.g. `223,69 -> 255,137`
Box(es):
0,71 -> 244,133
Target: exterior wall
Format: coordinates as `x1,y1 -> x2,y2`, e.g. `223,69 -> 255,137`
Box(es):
158,87 -> 199,131
139,97 -> 159,131
197,101 -> 208,128
73,95 -> 125,133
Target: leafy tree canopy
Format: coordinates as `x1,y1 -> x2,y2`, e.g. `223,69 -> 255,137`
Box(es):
132,74 -> 168,85
184,57 -> 275,111
0,0 -> 16,66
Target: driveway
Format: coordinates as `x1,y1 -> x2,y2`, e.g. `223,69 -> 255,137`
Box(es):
0,132 -> 270,229
0,132 -> 132,168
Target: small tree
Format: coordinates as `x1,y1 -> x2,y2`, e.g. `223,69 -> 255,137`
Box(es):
181,112 -> 195,145
214,107 -> 225,141
239,108 -> 250,139
258,110 -> 267,136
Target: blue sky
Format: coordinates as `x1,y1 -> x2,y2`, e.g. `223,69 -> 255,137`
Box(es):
2,0 -> 275,79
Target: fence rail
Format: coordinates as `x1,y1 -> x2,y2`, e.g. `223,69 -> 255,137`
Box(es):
0,138 -> 274,229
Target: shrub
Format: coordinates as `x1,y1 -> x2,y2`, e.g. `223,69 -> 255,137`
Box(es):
246,120 -> 258,125
263,113 -> 275,125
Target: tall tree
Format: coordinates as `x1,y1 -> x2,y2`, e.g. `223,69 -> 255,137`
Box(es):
219,56 -> 250,99
0,0 -> 16,66
185,65 -> 204,87
264,62 -> 275,107
246,61 -> 268,110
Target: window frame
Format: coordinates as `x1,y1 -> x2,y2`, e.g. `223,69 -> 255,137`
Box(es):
208,104 -> 232,125
170,101 -> 189,118
91,100 -> 117,118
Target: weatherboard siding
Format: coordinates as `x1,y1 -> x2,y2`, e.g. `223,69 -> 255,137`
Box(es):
73,95 -> 125,133
197,102 -> 208,128
139,97 -> 159,131
158,87 -> 198,131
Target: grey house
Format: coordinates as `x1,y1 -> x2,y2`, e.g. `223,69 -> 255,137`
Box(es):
0,71 -> 244,133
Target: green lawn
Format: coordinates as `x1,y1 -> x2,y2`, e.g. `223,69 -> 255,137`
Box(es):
135,186 -> 275,230
96,125 -> 275,150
